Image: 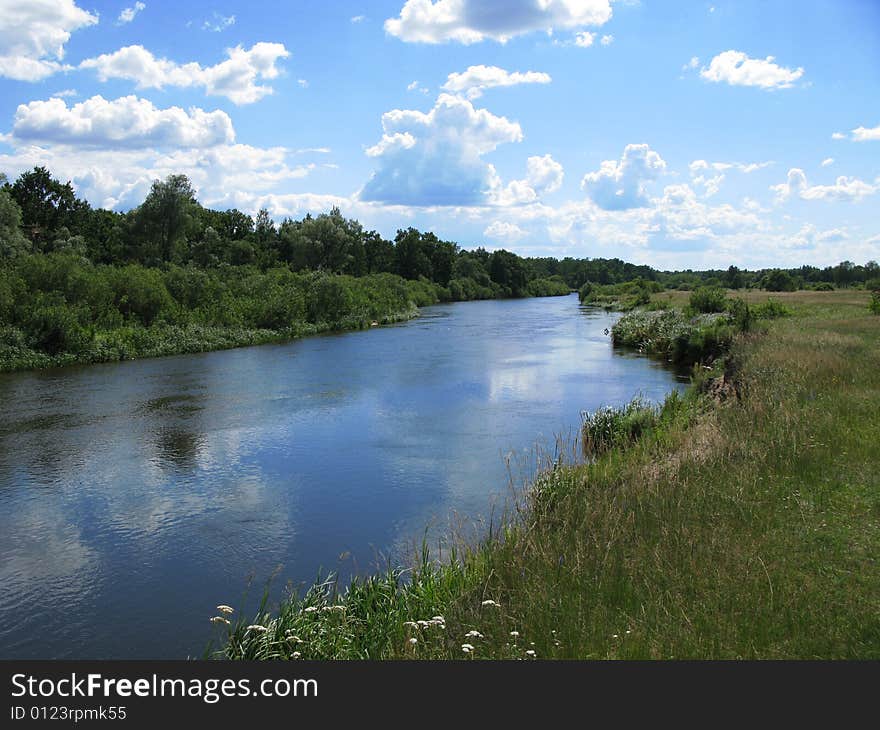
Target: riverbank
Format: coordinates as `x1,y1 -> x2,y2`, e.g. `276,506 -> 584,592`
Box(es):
0,254 -> 571,373
215,289 -> 878,659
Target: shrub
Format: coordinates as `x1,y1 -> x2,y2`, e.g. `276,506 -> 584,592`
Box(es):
870,291 -> 880,316
812,282 -> 834,292
24,304 -> 91,355
689,286 -> 728,314
762,269 -> 797,292
581,397 -> 659,457
110,265 -> 174,326
725,297 -> 754,332
752,299 -> 792,319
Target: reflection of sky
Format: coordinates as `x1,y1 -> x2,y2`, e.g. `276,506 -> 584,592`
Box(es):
0,294 -> 684,658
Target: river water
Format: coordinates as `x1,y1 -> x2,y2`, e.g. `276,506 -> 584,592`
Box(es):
0,294 -> 687,658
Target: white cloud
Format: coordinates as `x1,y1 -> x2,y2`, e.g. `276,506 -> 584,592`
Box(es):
118,2 -> 146,25
51,88 -> 78,98
441,65 -> 551,99
699,50 -> 804,90
80,42 -> 290,105
203,13 -> 236,33
772,168 -> 879,203
0,139 -> 314,212
831,132 -> 846,140
385,0 -> 613,44
490,153 -> 564,205
12,95 -> 235,149
600,34 -> 613,46
575,32 -> 594,47
851,123 -> 880,142
582,143 -> 666,210
351,15 -> 366,23
360,93 -> 523,206
0,0 -> 98,81
683,56 -> 700,71
821,158 -> 834,167
484,220 -> 526,241
689,159 -> 773,175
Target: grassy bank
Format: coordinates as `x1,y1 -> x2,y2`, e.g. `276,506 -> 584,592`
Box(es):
214,289 -> 878,659
0,252 -> 573,373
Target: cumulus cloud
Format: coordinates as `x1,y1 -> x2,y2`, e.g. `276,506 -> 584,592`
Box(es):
581,143 -> 666,210
384,0 -> 613,44
490,153 -> 564,205
574,32 -> 594,47
360,93 -> 523,206
851,123 -> 880,142
484,220 -> 527,241
0,140 -> 314,212
600,34 -> 613,46
12,95 -> 235,149
118,2 -> 146,25
700,50 -> 804,90
821,158 -> 834,167
79,42 -> 290,105
772,168 -> 879,203
0,0 -> 98,81
441,65 -> 551,99
687,159 -> 773,196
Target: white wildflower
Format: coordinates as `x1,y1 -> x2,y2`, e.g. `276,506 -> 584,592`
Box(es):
509,631 -> 520,638
210,616 -> 230,625
461,643 -> 474,653
481,599 -> 500,607
246,624 -> 268,633
303,606 -> 319,614
408,637 -> 418,645
526,650 -> 536,657
216,605 -> 235,614
403,621 -> 418,629
464,630 -> 483,639
292,652 -> 301,659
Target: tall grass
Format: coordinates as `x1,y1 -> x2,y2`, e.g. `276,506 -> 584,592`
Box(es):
215,290 -> 879,659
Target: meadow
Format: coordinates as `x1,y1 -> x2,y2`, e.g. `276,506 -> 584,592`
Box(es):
215,288 -> 879,659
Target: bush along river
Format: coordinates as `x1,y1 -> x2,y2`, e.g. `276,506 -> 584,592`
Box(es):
0,293 -> 687,658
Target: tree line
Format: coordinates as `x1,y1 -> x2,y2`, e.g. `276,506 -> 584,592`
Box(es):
0,166 -> 877,371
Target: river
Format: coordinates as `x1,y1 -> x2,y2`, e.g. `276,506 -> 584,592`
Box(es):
0,294 -> 687,658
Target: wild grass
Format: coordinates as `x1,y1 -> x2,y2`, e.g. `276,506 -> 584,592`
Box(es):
215,289 -> 879,659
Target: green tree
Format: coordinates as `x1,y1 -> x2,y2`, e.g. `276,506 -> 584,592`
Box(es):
724,265 -> 744,289
10,167 -> 89,247
0,182 -> 29,259
132,174 -> 198,263
762,269 -> 797,292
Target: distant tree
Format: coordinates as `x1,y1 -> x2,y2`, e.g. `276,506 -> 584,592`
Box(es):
254,208 -> 276,246
395,228 -> 432,280
489,249 -> 529,296
363,231 -> 395,274
724,265 -> 744,289
132,174 -> 198,263
762,269 -> 797,292
10,166 -> 89,247
0,182 -> 29,259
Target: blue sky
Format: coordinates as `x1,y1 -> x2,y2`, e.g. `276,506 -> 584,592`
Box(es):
1,0 -> 878,269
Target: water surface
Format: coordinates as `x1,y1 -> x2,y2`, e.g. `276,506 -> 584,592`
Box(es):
0,294 -> 686,658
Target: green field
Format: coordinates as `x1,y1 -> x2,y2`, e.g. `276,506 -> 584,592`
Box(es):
215,289 -> 879,659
